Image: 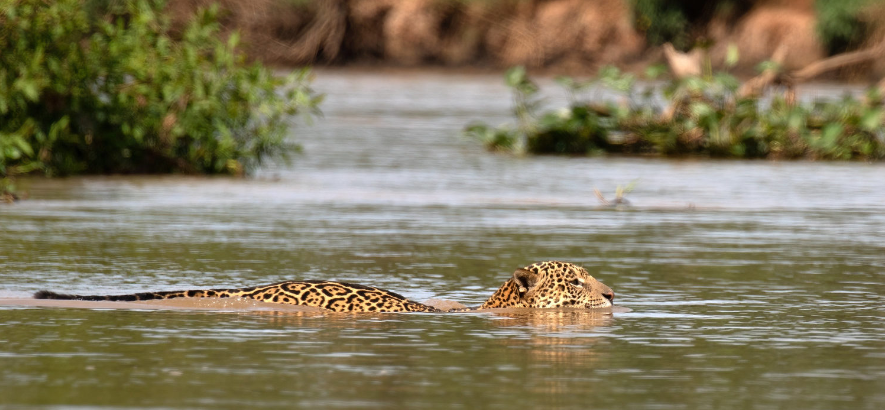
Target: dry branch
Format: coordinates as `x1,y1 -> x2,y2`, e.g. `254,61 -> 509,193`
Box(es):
287,0 -> 346,62
739,39 -> 885,99
792,41 -> 885,82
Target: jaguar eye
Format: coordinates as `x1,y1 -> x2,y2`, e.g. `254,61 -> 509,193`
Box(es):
569,278 -> 583,287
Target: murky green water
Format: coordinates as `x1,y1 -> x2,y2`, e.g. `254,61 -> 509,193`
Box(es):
2,71 -> 884,409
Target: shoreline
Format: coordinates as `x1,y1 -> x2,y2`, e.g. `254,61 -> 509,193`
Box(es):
171,0 -> 885,83
304,64 -> 881,86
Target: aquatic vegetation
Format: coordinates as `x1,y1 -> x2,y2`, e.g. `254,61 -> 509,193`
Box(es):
0,0 -> 322,197
594,180 -> 637,208
465,65 -> 885,161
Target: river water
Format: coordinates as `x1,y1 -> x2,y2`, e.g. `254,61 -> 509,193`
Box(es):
1,71 -> 884,409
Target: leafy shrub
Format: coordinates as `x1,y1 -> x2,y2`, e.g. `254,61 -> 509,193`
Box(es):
465,67 -> 611,155
0,0 -> 321,189
815,0 -> 873,55
529,106 -> 608,154
466,65 -> 885,161
630,0 -> 691,50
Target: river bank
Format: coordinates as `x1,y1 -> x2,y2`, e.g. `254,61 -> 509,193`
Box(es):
168,0 -> 885,80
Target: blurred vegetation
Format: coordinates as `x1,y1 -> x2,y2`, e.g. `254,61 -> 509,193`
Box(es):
0,0 -> 322,200
630,0 -> 692,50
631,0 -> 878,55
465,64 -> 885,160
815,0 -> 875,55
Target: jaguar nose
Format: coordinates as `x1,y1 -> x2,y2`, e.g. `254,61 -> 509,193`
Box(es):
602,290 -> 614,302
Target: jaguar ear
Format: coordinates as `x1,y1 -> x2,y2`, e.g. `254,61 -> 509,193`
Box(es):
512,268 -> 539,296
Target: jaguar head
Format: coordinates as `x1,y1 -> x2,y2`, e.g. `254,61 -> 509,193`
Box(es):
480,261 -> 614,309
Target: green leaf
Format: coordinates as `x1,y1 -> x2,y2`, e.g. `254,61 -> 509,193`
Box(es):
860,109 -> 883,131
689,102 -> 714,118
47,116 -> 70,142
725,44 -> 740,68
227,31 -> 241,49
821,123 -> 843,149
12,136 -> 34,157
505,66 -> 527,88
644,64 -> 667,80
756,60 -> 781,73
713,73 -> 740,93
14,79 -> 40,101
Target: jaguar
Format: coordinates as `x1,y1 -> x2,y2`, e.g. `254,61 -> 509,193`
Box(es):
34,261 -> 614,312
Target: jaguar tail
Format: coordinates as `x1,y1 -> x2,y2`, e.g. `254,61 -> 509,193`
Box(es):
33,290 -> 191,302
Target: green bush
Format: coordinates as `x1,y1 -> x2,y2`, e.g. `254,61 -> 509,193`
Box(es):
466,65 -> 885,161
0,0 -> 321,189
630,0 -> 691,50
816,0 -> 873,55
529,106 -> 608,154
465,66 -> 612,155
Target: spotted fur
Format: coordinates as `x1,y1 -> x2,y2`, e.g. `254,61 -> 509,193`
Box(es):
478,261 -> 614,309
33,261 -> 614,312
34,280 -> 436,313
